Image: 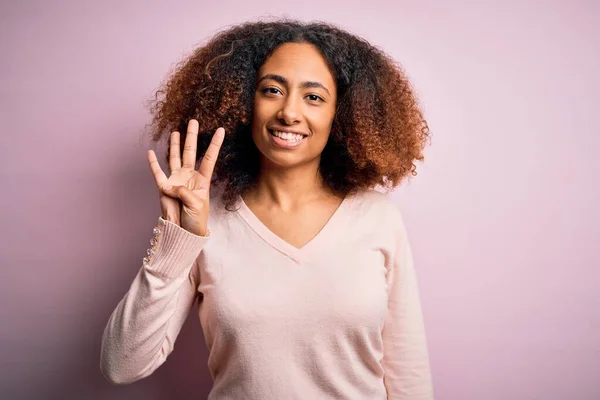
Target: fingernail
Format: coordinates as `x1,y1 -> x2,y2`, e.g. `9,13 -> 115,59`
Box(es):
164,185 -> 172,191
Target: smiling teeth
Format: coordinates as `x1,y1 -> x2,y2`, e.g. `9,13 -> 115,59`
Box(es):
273,131 -> 305,141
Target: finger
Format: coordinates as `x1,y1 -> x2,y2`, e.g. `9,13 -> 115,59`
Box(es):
198,127 -> 225,180
162,185 -> 204,210
147,150 -> 168,187
182,119 -> 199,169
169,131 -> 182,173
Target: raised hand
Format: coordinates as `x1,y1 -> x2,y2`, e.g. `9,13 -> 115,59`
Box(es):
147,119 -> 225,236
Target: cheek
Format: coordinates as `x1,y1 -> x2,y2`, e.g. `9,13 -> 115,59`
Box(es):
252,92 -> 269,114
251,106 -> 269,140
251,97 -> 263,123
308,108 -> 336,138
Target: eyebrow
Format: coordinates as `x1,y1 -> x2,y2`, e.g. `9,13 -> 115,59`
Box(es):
258,73 -> 331,96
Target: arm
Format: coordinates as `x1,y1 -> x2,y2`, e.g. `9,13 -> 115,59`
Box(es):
100,217 -> 208,384
382,214 -> 434,399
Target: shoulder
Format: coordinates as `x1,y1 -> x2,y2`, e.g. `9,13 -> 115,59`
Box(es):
347,189 -> 404,222
346,189 -> 409,243
208,190 -> 232,215
205,190 -> 242,230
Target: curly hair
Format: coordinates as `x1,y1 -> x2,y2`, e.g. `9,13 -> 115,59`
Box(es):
148,19 -> 429,210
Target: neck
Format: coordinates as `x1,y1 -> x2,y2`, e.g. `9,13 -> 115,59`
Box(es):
248,158 -> 331,210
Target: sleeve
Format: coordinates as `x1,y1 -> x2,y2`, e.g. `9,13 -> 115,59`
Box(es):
382,212 -> 434,399
100,217 -> 209,385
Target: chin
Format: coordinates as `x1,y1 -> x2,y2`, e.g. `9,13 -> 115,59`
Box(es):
260,150 -> 307,169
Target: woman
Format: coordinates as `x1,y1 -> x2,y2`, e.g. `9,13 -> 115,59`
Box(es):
101,20 -> 434,399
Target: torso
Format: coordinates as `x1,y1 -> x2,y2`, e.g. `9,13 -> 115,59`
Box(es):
197,189 -> 401,399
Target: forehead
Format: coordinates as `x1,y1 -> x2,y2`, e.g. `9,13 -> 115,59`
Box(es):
259,42 -> 335,86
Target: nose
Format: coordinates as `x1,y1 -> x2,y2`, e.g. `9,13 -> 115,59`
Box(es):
277,96 -> 301,125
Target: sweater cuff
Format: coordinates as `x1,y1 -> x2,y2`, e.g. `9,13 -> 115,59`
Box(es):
143,217 -> 210,278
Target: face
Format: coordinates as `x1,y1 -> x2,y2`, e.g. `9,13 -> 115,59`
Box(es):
251,42 -> 337,170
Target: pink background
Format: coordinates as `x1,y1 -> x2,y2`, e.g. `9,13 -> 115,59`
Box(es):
1,1 -> 598,399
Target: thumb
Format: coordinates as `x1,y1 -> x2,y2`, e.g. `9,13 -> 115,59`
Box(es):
162,184 -> 202,210
160,184 -> 175,197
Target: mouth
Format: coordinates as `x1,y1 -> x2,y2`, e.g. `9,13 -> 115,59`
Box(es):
267,128 -> 308,149
268,129 -> 309,143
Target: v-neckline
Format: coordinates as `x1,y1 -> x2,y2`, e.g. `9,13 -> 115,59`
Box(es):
236,194 -> 353,263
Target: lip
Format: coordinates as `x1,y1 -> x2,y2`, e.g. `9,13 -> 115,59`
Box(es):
267,127 -> 309,137
268,128 -> 308,149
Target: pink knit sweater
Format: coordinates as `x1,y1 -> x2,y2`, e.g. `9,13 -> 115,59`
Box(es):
100,189 -> 434,399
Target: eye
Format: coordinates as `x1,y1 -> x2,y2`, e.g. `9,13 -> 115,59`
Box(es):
306,94 -> 324,103
261,87 -> 282,95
